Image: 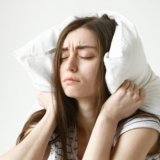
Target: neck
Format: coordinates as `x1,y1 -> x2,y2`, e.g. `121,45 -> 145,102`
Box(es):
76,97 -> 98,136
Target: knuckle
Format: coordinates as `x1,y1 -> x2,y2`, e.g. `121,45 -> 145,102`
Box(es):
118,88 -> 126,96
133,95 -> 139,101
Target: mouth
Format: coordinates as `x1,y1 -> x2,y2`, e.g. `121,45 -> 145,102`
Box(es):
64,78 -> 80,84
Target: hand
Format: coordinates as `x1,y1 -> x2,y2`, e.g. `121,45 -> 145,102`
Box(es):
37,91 -> 56,113
100,80 -> 145,123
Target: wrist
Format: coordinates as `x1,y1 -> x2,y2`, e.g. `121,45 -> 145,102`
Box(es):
98,106 -> 120,125
97,112 -> 119,128
45,105 -> 57,120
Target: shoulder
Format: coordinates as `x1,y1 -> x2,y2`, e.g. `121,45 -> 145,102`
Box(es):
111,125 -> 159,160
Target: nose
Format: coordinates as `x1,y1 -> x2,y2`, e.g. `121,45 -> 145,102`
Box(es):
66,52 -> 78,72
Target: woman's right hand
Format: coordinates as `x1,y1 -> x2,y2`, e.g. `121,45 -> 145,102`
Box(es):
100,80 -> 145,123
37,91 -> 57,114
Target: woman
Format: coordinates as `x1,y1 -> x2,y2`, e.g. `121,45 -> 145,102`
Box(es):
1,14 -> 159,160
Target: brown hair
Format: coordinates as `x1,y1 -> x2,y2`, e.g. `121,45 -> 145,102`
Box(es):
17,14 -> 117,159
53,14 -> 116,159
16,109 -> 46,144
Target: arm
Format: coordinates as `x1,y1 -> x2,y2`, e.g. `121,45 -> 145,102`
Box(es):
18,126 -> 52,160
82,114 -> 118,160
111,128 -> 159,160
83,80 -> 145,160
0,92 -> 56,160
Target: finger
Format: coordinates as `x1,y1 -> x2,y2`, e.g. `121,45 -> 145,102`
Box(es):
121,80 -> 130,89
132,86 -> 140,101
139,88 -> 145,98
128,81 -> 135,91
126,81 -> 135,97
137,88 -> 145,106
133,83 -> 140,94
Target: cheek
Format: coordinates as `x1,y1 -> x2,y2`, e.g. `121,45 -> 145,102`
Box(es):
60,65 -> 65,84
82,63 -> 99,85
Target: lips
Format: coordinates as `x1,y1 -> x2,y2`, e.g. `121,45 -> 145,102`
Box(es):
63,77 -> 80,84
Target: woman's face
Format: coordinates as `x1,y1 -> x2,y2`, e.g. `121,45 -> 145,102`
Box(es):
60,27 -> 100,99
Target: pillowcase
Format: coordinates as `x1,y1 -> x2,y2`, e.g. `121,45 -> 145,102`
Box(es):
14,16 -> 75,91
101,11 -> 160,117
14,11 -> 160,117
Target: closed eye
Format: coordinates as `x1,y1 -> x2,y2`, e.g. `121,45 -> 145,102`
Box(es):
60,56 -> 69,62
61,50 -> 69,61
80,56 -> 94,59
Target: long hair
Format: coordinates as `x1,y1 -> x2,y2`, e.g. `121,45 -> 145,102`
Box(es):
52,14 -> 116,159
17,14 -> 117,159
16,109 -> 46,144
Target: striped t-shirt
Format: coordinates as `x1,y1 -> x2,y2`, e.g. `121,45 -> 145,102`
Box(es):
48,112 -> 160,160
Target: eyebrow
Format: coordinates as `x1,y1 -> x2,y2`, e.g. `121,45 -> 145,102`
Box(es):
61,45 -> 97,51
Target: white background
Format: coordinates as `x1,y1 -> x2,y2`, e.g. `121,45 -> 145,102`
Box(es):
0,0 -> 160,155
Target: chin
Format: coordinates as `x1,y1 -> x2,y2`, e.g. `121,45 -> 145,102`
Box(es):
65,92 -> 80,98
64,90 -> 82,99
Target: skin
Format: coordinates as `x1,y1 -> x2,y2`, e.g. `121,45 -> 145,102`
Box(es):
60,28 -> 101,159
0,104 -> 56,160
60,28 -> 100,136
0,28 -> 158,160
59,27 -> 159,159
60,27 -> 159,159
60,27 -> 100,100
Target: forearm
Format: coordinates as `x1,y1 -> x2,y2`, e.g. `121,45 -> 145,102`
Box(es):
83,80 -> 145,160
83,115 -> 118,160
0,108 -> 56,160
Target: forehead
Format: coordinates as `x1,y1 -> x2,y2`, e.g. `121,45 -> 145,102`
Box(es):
62,27 -> 98,47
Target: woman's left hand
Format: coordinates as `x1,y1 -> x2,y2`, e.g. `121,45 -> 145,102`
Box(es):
100,80 -> 145,123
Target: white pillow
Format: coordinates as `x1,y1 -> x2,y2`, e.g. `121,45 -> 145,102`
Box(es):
101,11 -> 160,117
14,16 -> 75,91
14,11 -> 160,117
